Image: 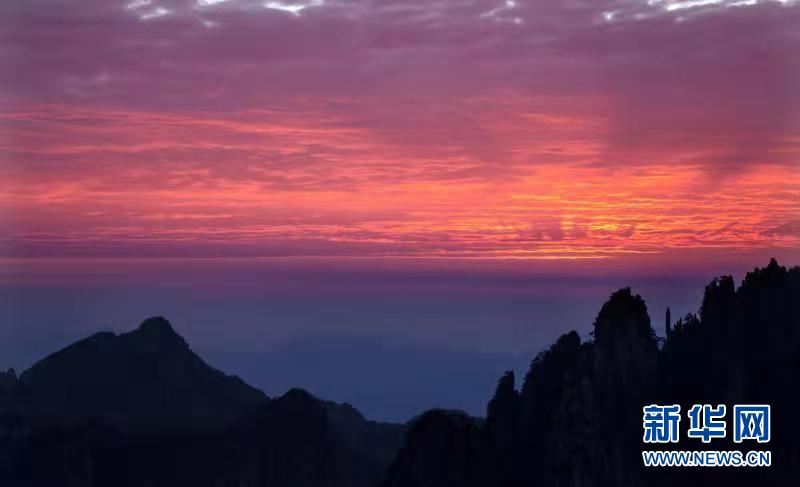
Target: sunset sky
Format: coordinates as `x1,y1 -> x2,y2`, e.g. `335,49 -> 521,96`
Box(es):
1,0 -> 799,420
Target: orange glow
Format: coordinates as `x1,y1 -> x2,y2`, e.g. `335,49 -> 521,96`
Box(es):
1,102 -> 798,263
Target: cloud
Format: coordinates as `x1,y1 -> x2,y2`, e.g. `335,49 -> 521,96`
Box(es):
3,1 -> 798,166
763,219 -> 800,237
0,0 -> 798,260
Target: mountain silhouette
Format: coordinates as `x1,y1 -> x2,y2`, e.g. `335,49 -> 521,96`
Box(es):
383,259 -> 800,487
18,316 -> 266,429
2,260 -> 799,486
0,317 -> 403,486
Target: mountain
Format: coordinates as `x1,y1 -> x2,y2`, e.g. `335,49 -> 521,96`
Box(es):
18,316 -> 266,429
0,369 -> 27,416
0,318 -> 404,486
2,260 -> 799,486
383,259 -> 800,487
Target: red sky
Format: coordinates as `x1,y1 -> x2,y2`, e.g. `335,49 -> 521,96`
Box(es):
2,0 -> 800,420
2,0 -> 799,267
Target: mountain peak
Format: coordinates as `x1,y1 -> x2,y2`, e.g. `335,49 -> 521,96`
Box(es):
593,287 -> 654,349
20,316 -> 266,427
127,316 -> 187,353
137,316 -> 177,334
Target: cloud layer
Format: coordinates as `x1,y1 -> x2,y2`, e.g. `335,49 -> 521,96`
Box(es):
1,0 -> 799,262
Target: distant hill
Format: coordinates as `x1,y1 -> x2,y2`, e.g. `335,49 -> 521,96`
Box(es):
0,317 -> 404,486
3,260 -> 799,486
18,316 -> 266,429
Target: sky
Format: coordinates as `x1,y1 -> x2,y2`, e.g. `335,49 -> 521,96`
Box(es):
1,0 -> 799,421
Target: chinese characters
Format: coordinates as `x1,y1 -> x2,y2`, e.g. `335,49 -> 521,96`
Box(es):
643,404 -> 770,444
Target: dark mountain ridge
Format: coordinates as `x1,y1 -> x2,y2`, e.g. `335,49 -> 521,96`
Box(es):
2,259 -> 798,486
17,316 -> 266,430
0,317 -> 404,486
383,259 -> 800,487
